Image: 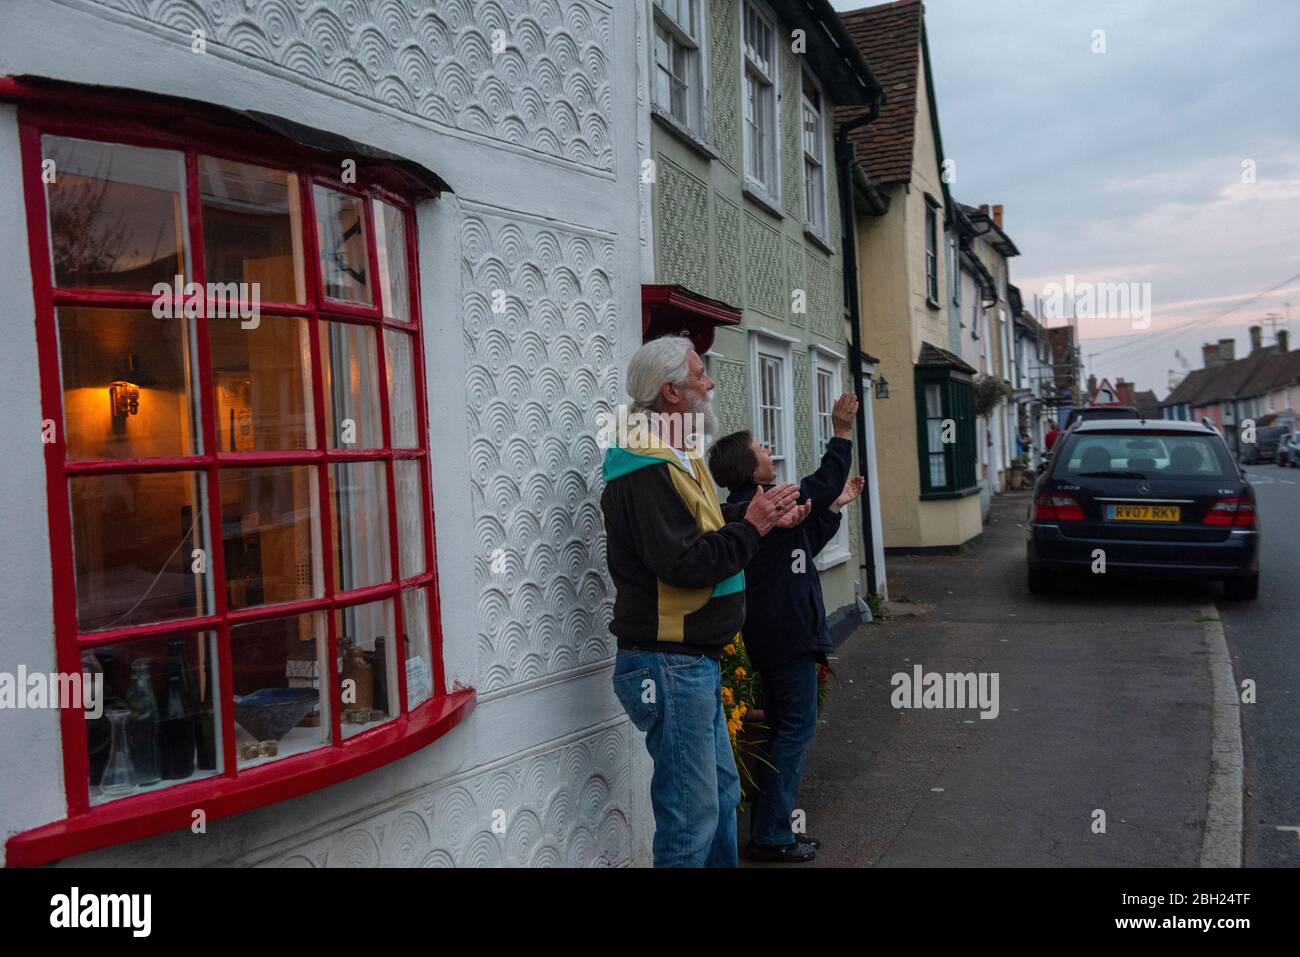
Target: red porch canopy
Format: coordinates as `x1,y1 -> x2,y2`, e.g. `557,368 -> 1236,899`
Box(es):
641,284 -> 741,355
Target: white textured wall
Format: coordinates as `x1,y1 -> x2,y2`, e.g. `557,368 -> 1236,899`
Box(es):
0,0 -> 652,866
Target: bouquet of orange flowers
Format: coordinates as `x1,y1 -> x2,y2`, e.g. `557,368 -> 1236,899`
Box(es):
719,635 -> 765,794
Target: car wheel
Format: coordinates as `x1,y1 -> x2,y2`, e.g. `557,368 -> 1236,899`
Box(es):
1028,565 -> 1054,595
1223,573 -> 1259,601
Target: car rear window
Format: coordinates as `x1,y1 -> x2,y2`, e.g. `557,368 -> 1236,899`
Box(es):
1054,432 -> 1235,479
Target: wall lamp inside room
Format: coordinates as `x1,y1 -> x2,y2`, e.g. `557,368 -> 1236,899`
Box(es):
108,353 -> 143,426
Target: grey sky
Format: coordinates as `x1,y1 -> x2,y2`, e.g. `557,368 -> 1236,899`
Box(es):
830,0 -> 1300,397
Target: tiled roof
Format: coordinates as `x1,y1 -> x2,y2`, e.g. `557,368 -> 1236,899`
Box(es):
835,0 -> 925,186
1134,390 -> 1162,419
918,341 -> 976,374
1162,347 -> 1300,408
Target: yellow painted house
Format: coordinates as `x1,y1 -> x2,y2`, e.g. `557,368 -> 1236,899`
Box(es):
839,0 -> 981,551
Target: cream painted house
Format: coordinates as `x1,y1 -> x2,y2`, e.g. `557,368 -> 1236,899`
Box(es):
839,0 -> 980,551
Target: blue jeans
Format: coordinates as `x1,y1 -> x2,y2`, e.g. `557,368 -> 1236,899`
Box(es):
612,649 -> 740,868
749,653 -> 819,846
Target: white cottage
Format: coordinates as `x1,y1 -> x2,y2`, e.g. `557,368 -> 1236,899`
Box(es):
0,0 -> 652,866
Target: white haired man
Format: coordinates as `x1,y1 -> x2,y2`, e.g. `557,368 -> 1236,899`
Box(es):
601,335 -> 809,867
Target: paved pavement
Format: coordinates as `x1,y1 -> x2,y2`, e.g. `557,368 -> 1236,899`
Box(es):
1217,465 -> 1300,867
750,490 -> 1226,867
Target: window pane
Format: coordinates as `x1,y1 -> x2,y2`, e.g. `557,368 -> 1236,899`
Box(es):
71,471 -> 209,631
43,136 -> 188,291
336,598 -> 397,738
400,588 -> 436,709
320,321 -> 383,449
372,199 -> 410,322
394,460 -> 427,579
86,632 -> 221,805
231,611 -> 329,766
209,316 -> 315,451
314,186 -> 371,304
57,306 -> 201,460
384,328 -> 420,448
199,157 -> 305,304
930,453 -> 948,487
331,461 -> 392,592
221,465 -> 322,610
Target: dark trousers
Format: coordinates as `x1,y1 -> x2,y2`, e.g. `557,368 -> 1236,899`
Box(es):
749,652 -> 819,846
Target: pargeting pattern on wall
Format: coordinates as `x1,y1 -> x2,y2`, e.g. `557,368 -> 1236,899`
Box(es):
251,726 -> 633,867
744,211 -> 784,319
793,349 -> 812,477
656,156 -> 711,294
708,0 -> 740,172
462,206 -> 619,693
780,41 -> 803,222
78,0 -> 614,171
714,192 -> 742,309
785,236 -> 805,329
804,250 -> 838,341
710,356 -> 749,440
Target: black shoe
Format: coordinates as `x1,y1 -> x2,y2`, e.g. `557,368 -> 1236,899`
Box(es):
745,840 -> 817,863
795,833 -> 821,850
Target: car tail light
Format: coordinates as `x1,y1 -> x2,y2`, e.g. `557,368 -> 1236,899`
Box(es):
1205,497 -> 1255,527
1035,492 -> 1084,521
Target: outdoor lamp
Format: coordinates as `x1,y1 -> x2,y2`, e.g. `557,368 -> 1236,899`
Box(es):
875,375 -> 890,400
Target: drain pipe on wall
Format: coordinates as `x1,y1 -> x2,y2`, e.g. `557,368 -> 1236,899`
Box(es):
835,100 -> 886,598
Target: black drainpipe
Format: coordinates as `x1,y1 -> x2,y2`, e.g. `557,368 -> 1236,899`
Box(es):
835,99 -> 883,596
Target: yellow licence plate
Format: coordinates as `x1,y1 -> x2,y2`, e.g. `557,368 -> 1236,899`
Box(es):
1107,504 -> 1180,522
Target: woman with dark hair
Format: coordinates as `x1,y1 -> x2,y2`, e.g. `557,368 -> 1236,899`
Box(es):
708,394 -> 864,862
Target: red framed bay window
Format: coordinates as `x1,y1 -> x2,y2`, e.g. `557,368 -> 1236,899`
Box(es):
6,85 -> 474,866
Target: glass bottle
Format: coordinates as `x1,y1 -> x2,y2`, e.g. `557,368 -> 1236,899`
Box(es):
100,706 -> 134,797
125,658 -> 161,785
160,673 -> 196,780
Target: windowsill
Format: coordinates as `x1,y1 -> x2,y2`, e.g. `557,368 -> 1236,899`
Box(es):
926,296 -> 942,311
4,689 -> 476,867
920,484 -> 981,501
742,181 -> 783,219
814,546 -> 853,571
804,226 -> 835,256
650,107 -> 717,161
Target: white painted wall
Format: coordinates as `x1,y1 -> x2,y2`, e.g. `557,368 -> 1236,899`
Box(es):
0,0 -> 652,867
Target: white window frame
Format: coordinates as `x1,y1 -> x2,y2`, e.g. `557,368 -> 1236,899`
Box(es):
750,331 -> 796,483
741,0 -> 780,203
924,195 -> 940,305
811,347 -> 851,568
801,70 -> 828,241
652,0 -> 706,138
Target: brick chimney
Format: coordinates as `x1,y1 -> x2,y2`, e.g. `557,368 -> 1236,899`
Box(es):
1249,325 -> 1263,353
1116,378 -> 1136,407
1087,373 -> 1097,396
992,204 -> 1004,229
978,203 -> 989,218
1280,329 -> 1290,352
1219,338 -> 1235,362
1202,342 -> 1218,367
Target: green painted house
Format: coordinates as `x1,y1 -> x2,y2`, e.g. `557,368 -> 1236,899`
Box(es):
637,0 -> 888,626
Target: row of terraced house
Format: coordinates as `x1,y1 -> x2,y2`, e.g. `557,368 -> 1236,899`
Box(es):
0,0 -> 1069,866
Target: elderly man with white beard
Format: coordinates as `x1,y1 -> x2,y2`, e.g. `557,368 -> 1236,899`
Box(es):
601,334 -> 810,867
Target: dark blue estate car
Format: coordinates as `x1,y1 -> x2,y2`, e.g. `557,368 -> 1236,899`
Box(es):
1027,419 -> 1259,600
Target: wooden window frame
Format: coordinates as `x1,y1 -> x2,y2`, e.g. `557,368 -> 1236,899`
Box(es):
914,367 -> 979,499
7,92 -> 473,867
